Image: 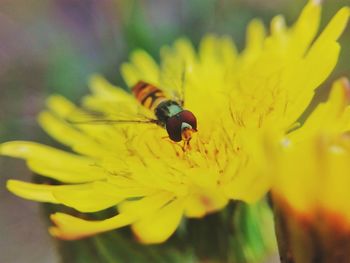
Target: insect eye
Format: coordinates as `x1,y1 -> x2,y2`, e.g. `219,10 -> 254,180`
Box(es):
166,116 -> 183,142
178,110 -> 197,131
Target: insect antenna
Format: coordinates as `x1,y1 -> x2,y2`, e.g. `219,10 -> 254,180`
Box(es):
66,107 -> 159,126
68,119 -> 160,125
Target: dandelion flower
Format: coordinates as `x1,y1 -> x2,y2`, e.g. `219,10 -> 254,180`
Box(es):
263,78 -> 350,262
1,0 -> 349,244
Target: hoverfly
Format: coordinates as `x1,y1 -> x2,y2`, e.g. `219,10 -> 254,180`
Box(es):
132,81 -> 197,146
73,80 -> 198,151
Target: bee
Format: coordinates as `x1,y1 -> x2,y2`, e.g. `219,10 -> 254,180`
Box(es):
73,80 -> 198,150
132,81 -> 197,149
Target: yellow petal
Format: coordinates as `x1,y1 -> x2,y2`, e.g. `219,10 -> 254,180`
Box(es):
184,195 -> 206,218
131,197 -> 185,244
270,15 -> 286,37
130,50 -> 160,84
289,0 -> 321,56
6,180 -> 124,212
7,180 -> 59,203
118,191 -> 175,217
53,181 -> 156,213
220,35 -> 238,68
173,38 -> 197,63
184,190 -> 228,218
314,7 -> 350,45
93,181 -> 156,198
120,63 -> 139,87
304,42 -> 340,89
302,7 -> 350,89
49,212 -> 136,240
224,163 -> 270,203
45,95 -> 80,119
121,50 -> 160,87
88,74 -> 131,100
0,141 -> 105,183
38,111 -> 113,157
199,34 -> 220,64
53,182 -> 123,213
241,19 -> 266,63
50,192 -> 175,240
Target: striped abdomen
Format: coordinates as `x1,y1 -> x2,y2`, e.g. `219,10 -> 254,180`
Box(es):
132,81 -> 167,110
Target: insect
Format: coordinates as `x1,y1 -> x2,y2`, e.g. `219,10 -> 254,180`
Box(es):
73,80 -> 198,150
132,81 -> 197,149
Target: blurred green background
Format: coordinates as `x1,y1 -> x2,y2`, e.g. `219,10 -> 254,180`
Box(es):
0,0 -> 349,262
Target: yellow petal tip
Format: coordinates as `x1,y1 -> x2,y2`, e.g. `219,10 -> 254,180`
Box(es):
338,77 -> 350,88
50,213 -> 60,224
311,0 -> 322,6
337,6 -> 350,22
0,141 -> 29,157
88,73 -> 102,82
45,95 -> 76,118
48,226 -> 77,240
88,73 -> 106,88
48,226 -> 60,238
46,94 -> 66,107
6,180 -> 16,191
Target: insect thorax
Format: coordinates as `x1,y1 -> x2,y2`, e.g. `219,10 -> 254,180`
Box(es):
154,100 -> 183,125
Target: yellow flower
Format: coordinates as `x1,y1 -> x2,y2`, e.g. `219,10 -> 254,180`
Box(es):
1,0 -> 349,244
269,78 -> 350,216
263,79 -> 350,262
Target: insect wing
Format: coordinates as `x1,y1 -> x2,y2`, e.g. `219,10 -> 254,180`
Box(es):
159,47 -> 191,106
